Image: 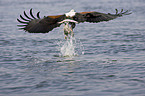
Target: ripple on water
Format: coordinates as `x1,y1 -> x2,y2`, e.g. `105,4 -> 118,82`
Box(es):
0,0 -> 145,96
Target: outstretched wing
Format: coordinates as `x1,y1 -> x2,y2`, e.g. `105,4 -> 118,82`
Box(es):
73,9 -> 131,23
17,9 -> 66,33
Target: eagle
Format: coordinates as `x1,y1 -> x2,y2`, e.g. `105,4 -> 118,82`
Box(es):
17,9 -> 131,34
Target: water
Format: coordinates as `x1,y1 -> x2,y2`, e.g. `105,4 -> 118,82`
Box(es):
0,0 -> 145,96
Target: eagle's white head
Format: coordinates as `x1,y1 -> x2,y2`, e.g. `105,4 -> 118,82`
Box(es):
65,9 -> 76,17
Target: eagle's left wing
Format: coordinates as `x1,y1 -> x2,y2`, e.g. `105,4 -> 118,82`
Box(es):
17,9 -> 66,33
73,9 -> 131,23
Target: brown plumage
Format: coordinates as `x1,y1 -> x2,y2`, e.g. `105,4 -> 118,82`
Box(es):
17,9 -> 131,33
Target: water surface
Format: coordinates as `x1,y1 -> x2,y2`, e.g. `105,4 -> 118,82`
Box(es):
0,0 -> 145,96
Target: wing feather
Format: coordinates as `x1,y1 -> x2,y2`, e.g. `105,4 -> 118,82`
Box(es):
75,9 -> 131,23
17,9 -> 66,33
30,8 -> 37,19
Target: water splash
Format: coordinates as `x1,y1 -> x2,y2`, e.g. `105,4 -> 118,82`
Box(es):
57,36 -> 84,57
57,20 -> 84,57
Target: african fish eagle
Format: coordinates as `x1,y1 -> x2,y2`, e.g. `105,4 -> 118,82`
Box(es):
17,9 -> 131,33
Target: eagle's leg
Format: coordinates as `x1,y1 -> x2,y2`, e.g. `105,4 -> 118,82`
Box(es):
63,22 -> 76,40
63,22 -> 70,39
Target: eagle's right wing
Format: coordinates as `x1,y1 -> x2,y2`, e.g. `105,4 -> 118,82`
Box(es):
17,9 -> 66,33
